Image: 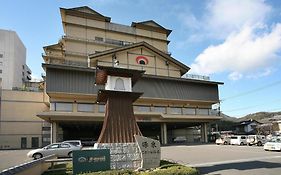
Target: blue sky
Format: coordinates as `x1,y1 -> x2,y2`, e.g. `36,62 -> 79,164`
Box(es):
1,0 -> 281,117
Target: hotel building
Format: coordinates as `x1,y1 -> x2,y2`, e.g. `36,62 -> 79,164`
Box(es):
1,6 -> 223,149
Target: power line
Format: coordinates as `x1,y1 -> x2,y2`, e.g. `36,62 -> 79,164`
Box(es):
221,79 -> 281,101
222,98 -> 281,113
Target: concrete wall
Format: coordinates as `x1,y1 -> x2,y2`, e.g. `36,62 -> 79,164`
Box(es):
0,90 -> 49,149
0,29 -> 28,90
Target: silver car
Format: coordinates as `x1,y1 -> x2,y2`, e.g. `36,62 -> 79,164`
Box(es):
27,143 -> 81,159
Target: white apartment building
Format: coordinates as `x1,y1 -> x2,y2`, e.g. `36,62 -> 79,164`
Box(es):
0,29 -> 31,90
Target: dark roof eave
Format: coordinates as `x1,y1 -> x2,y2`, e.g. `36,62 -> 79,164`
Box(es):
131,21 -> 172,36
42,63 -> 96,72
60,7 -> 111,22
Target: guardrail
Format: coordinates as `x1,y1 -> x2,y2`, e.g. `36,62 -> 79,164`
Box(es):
1,155 -> 56,175
45,158 -> 72,170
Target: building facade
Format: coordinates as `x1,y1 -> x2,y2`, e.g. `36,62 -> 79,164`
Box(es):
0,89 -> 49,149
37,6 -> 223,145
0,29 -> 31,90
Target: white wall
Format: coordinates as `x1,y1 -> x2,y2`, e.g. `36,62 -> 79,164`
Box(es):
0,29 -> 27,89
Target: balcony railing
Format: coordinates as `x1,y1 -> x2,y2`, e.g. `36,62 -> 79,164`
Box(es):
63,35 -> 134,47
46,57 -> 88,67
185,74 -> 210,81
49,102 -> 220,116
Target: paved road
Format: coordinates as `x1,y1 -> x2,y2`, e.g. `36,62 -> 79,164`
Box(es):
162,144 -> 281,175
1,144 -> 281,174
0,149 -> 32,171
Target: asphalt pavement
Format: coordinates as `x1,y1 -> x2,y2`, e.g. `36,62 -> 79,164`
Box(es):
162,144 -> 281,175
0,144 -> 281,174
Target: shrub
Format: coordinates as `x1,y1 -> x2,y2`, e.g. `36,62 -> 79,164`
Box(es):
42,161 -> 199,175
142,166 -> 199,175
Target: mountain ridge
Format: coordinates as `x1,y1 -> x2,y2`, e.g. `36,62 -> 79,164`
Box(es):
221,111 -> 281,123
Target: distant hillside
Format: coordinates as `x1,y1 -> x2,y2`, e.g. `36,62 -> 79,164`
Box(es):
220,113 -> 238,122
237,112 -> 281,122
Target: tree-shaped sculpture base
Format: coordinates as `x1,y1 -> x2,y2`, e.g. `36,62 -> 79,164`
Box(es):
97,90 -> 143,143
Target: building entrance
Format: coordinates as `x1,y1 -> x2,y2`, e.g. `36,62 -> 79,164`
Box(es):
59,122 -> 103,146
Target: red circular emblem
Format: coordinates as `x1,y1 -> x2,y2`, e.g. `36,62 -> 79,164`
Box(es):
136,56 -> 148,65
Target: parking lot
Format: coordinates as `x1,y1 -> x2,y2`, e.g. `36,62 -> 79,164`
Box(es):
1,144 -> 281,174
162,144 -> 281,175
0,149 -> 32,171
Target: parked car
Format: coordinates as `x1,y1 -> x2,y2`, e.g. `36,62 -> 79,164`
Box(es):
230,135 -> 248,145
27,143 -> 81,159
173,136 -> 187,143
215,135 -> 231,145
264,137 -> 281,151
62,140 -> 83,149
247,135 -> 266,146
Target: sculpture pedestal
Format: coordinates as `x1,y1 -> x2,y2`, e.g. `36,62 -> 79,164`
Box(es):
97,90 -> 143,143
94,142 -> 142,169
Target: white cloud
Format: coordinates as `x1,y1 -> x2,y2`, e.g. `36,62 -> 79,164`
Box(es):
205,0 -> 271,38
228,72 -> 243,81
180,0 -> 272,40
31,74 -> 43,82
185,0 -> 281,80
246,67 -> 276,79
190,24 -> 281,77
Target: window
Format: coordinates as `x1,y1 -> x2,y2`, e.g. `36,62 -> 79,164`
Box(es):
170,107 -> 182,114
43,137 -> 51,142
0,53 -> 3,58
139,60 -> 145,65
60,143 -> 71,148
98,104 -> 105,113
47,144 -> 59,149
78,103 -> 94,112
0,70 -> 2,74
0,62 -> 2,66
154,106 -> 166,113
137,106 -> 150,112
56,103 -> 73,112
183,108 -> 196,115
105,38 -> 123,46
196,108 -> 209,115
50,103 -> 55,111
95,37 -> 104,42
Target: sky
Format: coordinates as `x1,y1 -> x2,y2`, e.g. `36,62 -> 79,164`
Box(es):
1,0 -> 281,118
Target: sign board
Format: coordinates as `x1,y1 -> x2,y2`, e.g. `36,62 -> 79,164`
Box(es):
135,135 -> 161,169
73,149 -> 110,175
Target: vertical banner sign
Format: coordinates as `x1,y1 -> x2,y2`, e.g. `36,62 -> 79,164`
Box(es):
73,149 -> 110,175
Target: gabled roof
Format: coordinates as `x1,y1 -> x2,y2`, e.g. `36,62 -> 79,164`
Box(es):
60,6 -> 111,22
43,43 -> 62,52
240,119 -> 261,125
89,41 -> 190,75
131,20 -> 172,36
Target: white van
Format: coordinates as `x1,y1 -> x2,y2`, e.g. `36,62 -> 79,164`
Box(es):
247,135 -> 266,146
230,135 -> 248,145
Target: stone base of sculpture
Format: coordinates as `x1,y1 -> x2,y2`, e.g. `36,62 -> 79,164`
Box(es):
93,142 -> 142,169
